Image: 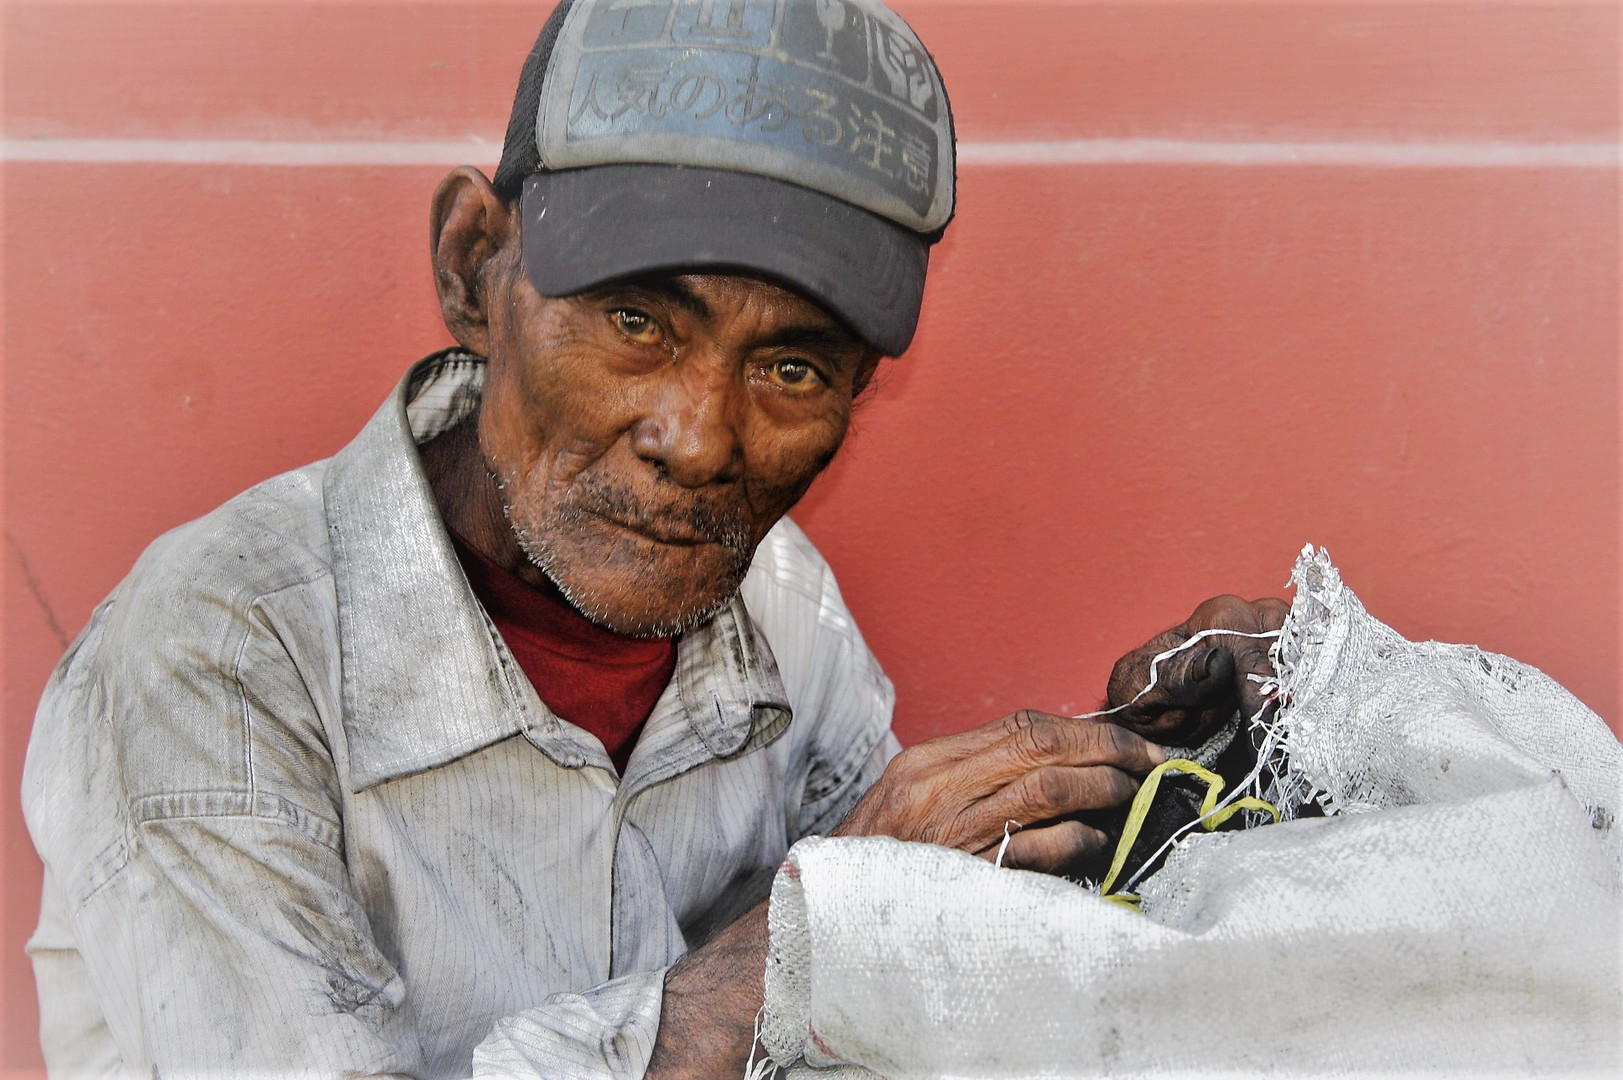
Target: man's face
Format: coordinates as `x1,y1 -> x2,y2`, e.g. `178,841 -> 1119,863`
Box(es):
478,258 -> 877,636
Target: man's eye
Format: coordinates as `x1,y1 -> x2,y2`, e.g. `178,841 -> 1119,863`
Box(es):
611,308 -> 663,347
767,358 -> 825,391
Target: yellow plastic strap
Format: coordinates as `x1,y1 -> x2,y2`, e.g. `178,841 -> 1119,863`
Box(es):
1097,757 -> 1280,900
1098,758 -> 1210,897
1205,797 -> 1281,829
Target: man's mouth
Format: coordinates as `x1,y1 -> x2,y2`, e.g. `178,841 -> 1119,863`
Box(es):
562,478 -> 753,552
591,508 -> 719,547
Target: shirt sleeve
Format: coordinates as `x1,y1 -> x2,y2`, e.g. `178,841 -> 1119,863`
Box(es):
798,728 -> 901,839
23,574 -> 426,1077
471,970 -> 667,1079
27,867 -> 123,1076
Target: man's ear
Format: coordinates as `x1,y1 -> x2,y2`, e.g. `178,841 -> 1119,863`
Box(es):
430,166 -> 516,355
851,351 -> 883,400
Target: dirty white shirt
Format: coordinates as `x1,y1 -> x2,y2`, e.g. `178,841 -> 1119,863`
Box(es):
22,351 -> 899,1079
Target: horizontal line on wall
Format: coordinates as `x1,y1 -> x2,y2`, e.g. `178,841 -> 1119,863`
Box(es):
1,136 -> 1617,169
0,137 -> 503,165
959,138 -> 1620,168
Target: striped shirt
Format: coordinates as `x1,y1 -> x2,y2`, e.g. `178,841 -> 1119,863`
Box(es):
22,351 -> 898,1078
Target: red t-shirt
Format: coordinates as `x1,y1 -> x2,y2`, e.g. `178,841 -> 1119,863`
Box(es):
449,532 -> 676,773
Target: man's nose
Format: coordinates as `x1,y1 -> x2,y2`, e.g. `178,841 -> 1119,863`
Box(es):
629,358 -> 746,488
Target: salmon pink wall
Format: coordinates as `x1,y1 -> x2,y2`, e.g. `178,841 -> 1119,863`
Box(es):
3,1 -> 1618,1069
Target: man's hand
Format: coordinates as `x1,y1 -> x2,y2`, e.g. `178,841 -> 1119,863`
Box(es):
1105,595 -> 1290,746
835,710 -> 1165,872
649,710 -> 1161,1078
652,609 -> 1280,1079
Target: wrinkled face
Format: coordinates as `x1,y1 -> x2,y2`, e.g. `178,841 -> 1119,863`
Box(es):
479,259 -> 877,636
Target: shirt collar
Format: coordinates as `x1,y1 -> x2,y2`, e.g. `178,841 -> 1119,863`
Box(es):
324,349 -> 791,791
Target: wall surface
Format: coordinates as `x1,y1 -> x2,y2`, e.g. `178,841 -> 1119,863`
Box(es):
2,0 -> 1618,1069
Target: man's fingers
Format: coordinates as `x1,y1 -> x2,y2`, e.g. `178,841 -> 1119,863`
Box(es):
983,819 -> 1110,874
975,765 -> 1138,845
1123,642 -> 1240,742
1159,642 -> 1235,704
1189,596 -> 1286,690
1105,630 -> 1184,711
1107,636 -> 1237,743
1186,594 -> 1267,636
900,707 -> 1049,762
992,713 -> 1165,779
833,713 -> 1160,851
1107,595 -> 1291,741
1251,596 -> 1290,632
840,592 -> 1292,873
1203,597 -> 1288,718
916,710 -> 1166,781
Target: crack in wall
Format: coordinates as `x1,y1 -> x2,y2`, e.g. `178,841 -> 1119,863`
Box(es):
7,532 -> 70,650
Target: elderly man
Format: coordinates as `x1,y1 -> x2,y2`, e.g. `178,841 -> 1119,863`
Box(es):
23,1 -> 1280,1076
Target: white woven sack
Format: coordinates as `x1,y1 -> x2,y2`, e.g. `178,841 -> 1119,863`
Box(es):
760,547 -> 1623,1077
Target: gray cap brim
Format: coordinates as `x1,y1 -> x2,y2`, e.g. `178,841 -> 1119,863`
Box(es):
520,165 -> 929,356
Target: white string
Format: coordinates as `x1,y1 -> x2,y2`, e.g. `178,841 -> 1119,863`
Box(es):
1065,626 -> 1287,893
1119,640 -> 1292,893
994,819 -> 1020,869
1118,698 -> 1281,892
1071,628 -> 1284,721
742,1005 -> 777,1080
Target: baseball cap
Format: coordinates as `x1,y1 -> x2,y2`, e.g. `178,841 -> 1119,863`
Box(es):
493,0 -> 956,357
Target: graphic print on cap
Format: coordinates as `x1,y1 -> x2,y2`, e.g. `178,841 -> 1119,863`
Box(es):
536,0 -> 954,234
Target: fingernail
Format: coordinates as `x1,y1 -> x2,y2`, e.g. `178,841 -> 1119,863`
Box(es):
1196,645 -> 1220,680
1147,741 -> 1167,764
